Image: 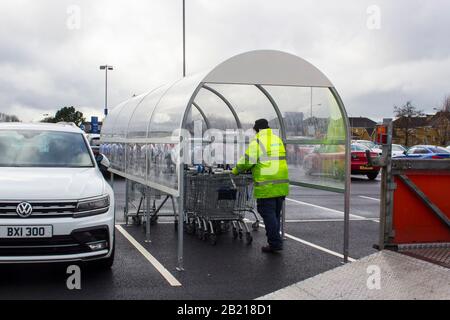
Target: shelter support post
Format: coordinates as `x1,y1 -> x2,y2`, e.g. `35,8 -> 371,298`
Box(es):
329,87 -> 352,264
379,119 -> 394,249
124,179 -> 129,226
343,142 -> 350,263
343,113 -> 351,263
145,187 -> 151,243
176,150 -> 184,271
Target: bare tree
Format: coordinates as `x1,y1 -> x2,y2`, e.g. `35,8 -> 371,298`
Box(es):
442,95 -> 450,112
436,95 -> 450,145
393,101 -> 424,146
0,112 -> 20,122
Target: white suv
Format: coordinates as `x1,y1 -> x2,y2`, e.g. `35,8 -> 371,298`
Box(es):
0,122 -> 115,268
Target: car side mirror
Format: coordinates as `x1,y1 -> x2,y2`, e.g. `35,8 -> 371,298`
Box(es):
96,154 -> 110,170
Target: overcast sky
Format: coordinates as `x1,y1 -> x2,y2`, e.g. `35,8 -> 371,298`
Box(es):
0,0 -> 449,122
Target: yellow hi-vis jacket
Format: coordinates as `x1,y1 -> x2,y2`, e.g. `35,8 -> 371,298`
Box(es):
232,128 -> 289,199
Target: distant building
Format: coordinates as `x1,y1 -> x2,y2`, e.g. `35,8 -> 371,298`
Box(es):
349,117 -> 377,140
428,111 -> 450,146
392,113 -> 449,146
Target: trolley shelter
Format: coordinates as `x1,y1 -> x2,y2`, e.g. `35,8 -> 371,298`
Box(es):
100,50 -> 352,270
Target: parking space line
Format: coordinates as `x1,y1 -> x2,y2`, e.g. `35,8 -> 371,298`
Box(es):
260,223 -> 356,262
285,219 -> 369,223
115,225 -> 182,287
359,196 -> 380,202
286,197 -> 379,223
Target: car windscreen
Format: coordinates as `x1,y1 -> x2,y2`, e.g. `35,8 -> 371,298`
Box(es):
358,141 -> 376,149
392,145 -> 405,152
351,144 -> 368,151
0,130 -> 94,167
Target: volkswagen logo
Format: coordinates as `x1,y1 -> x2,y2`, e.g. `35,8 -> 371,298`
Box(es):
16,202 -> 33,218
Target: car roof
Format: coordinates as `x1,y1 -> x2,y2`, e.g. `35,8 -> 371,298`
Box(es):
410,145 -> 436,148
0,122 -> 84,134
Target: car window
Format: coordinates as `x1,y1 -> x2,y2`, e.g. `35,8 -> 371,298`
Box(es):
0,130 -> 94,167
412,148 -> 429,154
429,146 -> 450,154
90,137 -> 101,146
351,144 -> 367,151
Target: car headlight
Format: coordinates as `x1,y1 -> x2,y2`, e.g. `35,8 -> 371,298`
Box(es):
75,195 -> 110,218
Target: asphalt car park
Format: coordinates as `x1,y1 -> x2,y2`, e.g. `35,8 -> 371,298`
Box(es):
0,176 -> 380,300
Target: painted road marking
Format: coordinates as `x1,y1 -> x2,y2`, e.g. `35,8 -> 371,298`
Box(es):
285,219 -> 369,223
115,225 -> 182,287
286,197 -> 379,223
359,196 -> 380,202
260,223 -> 356,262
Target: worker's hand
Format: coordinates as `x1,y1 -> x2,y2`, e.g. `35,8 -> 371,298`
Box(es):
231,167 -> 239,175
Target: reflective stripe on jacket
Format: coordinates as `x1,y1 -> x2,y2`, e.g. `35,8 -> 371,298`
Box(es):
232,129 -> 289,199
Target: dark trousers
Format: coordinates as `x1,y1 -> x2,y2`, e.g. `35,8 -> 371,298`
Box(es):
256,197 -> 284,249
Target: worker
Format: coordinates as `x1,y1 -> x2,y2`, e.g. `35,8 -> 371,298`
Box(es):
232,119 -> 289,253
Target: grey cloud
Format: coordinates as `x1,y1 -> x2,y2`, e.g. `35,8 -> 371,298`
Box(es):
0,0 -> 449,122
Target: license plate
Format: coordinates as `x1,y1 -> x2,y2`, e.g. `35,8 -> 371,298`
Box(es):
360,166 -> 373,170
0,226 -> 53,239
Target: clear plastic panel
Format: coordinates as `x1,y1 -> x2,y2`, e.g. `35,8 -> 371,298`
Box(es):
148,73 -> 205,139
265,86 -> 346,190
113,93 -> 147,139
193,88 -> 239,131
207,83 -> 280,131
147,143 -> 178,190
184,104 -> 208,137
110,143 -> 125,171
264,86 -> 345,143
125,143 -> 147,179
101,101 -> 127,138
287,143 -> 345,190
127,85 -> 169,139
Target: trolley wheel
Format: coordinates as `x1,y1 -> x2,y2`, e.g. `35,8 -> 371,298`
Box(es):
220,222 -> 231,233
132,216 -> 141,226
123,210 -> 128,224
186,222 -> 195,235
150,215 -> 158,226
201,228 -> 207,241
208,233 -> 217,246
252,221 -> 260,231
197,226 -> 204,240
246,232 -> 253,245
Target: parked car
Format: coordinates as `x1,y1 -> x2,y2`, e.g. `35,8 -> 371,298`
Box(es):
351,143 -> 380,180
86,133 -> 101,156
392,144 -> 407,158
402,145 -> 450,159
303,145 -> 345,178
0,123 -> 115,268
353,140 -> 383,156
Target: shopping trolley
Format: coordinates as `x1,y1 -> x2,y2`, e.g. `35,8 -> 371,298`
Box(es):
184,172 -> 259,245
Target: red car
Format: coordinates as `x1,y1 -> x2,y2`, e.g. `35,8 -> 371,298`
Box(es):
351,143 -> 380,180
302,143 -> 380,180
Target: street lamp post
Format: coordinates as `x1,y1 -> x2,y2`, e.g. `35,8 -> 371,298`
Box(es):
100,65 -> 114,116
182,0 -> 186,78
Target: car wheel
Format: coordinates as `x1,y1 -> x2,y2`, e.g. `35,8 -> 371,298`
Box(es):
367,172 -> 379,180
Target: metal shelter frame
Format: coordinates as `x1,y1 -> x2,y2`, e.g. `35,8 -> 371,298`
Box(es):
101,50 -> 352,270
